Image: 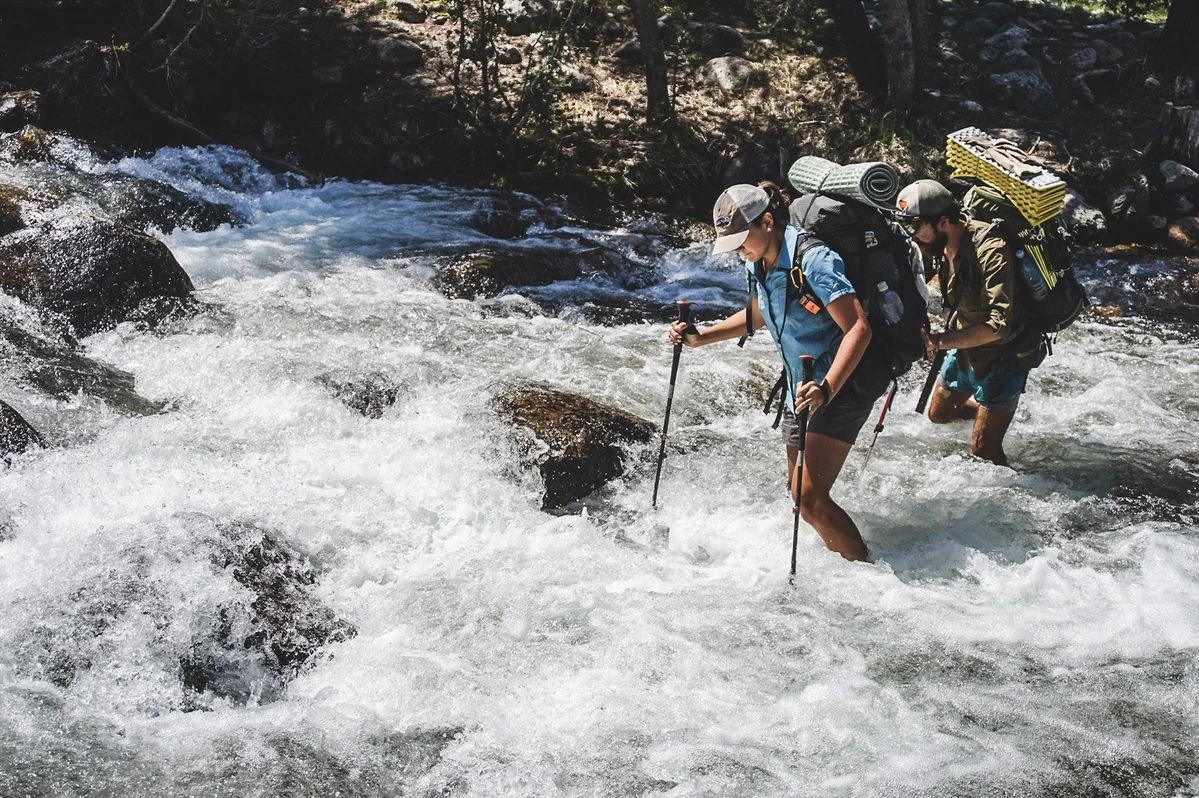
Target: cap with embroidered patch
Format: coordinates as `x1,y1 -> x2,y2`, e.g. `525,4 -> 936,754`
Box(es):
712,184 -> 769,254
895,179 -> 955,219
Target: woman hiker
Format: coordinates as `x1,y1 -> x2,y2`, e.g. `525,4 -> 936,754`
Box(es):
668,182 -> 880,562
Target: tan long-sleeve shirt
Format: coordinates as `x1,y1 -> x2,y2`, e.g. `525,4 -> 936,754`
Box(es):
940,220 -> 1030,376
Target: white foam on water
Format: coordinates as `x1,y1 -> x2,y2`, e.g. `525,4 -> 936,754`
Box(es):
1,146 -> 1198,797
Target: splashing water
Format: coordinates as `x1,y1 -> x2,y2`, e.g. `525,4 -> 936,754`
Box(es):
1,145 -> 1197,797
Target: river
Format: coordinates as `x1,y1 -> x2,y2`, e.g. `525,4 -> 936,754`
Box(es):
1,144 -> 1197,797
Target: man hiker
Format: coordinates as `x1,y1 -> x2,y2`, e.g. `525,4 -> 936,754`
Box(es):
895,179 -> 1043,466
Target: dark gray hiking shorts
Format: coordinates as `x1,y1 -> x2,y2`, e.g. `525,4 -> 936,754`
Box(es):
780,365 -> 891,446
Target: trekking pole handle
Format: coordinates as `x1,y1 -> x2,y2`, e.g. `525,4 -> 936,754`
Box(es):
676,299 -> 693,325
799,355 -> 815,407
916,313 -> 955,415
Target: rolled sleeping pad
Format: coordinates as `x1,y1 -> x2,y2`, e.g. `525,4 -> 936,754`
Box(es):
788,157 -> 901,209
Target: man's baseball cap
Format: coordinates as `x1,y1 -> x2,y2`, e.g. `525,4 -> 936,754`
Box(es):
895,179 -> 955,219
712,184 -> 770,254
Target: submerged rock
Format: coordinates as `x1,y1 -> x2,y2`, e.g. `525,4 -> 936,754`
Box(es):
492,380 -> 654,510
0,218 -> 195,336
182,520 -> 358,706
318,371 -> 404,418
0,399 -> 43,459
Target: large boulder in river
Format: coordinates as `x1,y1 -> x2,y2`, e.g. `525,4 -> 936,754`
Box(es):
1,297 -> 164,414
1,399 -> 43,460
432,242 -> 635,300
493,380 -> 655,510
0,219 -> 194,336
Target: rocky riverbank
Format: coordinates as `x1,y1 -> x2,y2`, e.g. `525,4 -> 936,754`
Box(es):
0,0 -> 1195,241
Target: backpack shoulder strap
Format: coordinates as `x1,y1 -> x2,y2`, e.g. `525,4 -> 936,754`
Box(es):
787,232 -> 827,313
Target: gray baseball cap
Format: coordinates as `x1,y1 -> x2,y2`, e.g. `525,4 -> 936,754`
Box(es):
896,179 -> 955,219
712,184 -> 769,254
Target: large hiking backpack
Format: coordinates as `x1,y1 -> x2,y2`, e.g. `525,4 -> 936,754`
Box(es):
785,192 -> 928,379
963,183 -> 1089,334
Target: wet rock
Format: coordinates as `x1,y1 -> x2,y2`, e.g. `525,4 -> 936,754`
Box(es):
1062,188 -> 1107,243
431,242 -> 631,300
1,300 -> 165,414
0,126 -> 65,165
0,128 -> 239,234
94,173 -> 239,234
703,57 -> 768,94
1159,160 -> 1199,194
0,91 -> 42,133
317,371 -> 403,418
183,520 -> 357,706
1166,217 -> 1199,250
492,380 -> 654,509
0,219 -> 195,336
989,70 -> 1056,115
467,194 -> 546,239
0,185 -> 30,236
0,399 -> 44,459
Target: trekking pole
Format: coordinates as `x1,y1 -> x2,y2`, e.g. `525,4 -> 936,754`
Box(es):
651,300 -> 693,509
860,379 -> 898,474
790,355 -> 814,583
915,312 -> 955,415
915,351 -> 945,415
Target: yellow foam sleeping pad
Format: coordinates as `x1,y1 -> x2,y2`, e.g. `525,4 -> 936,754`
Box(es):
946,127 -> 1066,227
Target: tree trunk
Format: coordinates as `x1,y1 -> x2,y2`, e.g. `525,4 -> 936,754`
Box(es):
909,0 -> 928,88
878,0 -> 915,109
1157,102 -> 1199,169
825,0 -> 887,98
629,0 -> 671,125
1157,0 -> 1199,73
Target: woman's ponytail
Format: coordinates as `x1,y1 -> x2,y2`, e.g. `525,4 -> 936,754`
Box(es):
757,180 -> 792,232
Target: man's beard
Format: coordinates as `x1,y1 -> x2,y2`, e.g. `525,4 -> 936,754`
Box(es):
918,229 -> 950,261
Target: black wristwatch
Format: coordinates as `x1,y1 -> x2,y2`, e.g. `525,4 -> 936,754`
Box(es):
817,380 -> 832,404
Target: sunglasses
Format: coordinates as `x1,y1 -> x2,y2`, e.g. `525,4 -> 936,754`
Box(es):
896,217 -> 926,236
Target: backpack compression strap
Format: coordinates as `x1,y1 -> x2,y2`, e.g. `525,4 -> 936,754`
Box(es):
737,232 -> 824,347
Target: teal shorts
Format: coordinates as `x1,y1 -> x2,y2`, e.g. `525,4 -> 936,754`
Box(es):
939,349 -> 1029,412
